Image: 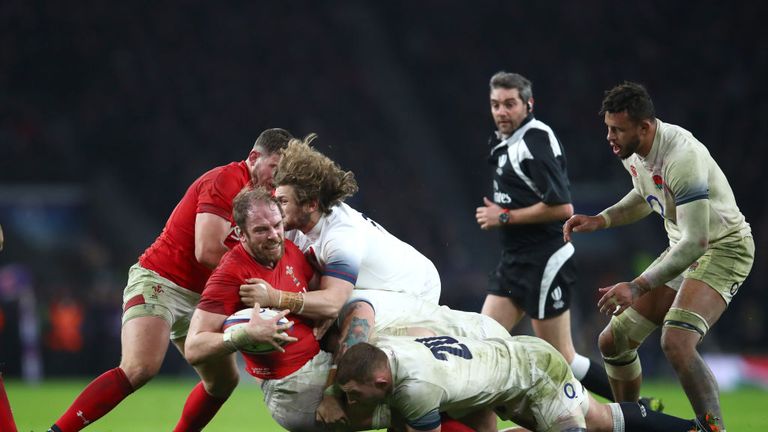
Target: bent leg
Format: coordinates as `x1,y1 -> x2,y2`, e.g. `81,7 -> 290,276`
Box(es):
172,337 -> 239,432
661,278 -> 727,429
51,316 -> 169,431
598,285 -> 674,402
532,312 -> 613,401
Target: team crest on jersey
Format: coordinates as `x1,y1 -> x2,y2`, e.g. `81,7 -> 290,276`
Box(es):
150,284 -> 164,299
498,154 -> 507,167
630,165 -> 638,177
652,174 -> 664,190
285,266 -> 302,289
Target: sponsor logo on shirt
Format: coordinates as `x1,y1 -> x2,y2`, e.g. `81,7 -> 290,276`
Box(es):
630,165 -> 638,177
494,192 -> 512,204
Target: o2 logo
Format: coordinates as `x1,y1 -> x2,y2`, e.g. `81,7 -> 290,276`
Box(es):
415,336 -> 473,361
730,282 -> 740,296
646,194 -> 665,218
563,383 -> 577,399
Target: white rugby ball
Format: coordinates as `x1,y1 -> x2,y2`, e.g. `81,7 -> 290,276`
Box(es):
222,308 -> 291,355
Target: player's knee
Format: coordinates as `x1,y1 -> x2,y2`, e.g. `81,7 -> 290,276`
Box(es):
119,362 -> 161,388
203,371 -> 239,398
601,309 -> 657,382
662,307 -> 709,345
597,326 -> 616,357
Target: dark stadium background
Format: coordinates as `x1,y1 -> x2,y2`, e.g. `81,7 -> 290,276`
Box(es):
1,1 -> 766,383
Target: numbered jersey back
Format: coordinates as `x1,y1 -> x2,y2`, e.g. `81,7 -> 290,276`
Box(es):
376,335 -> 548,420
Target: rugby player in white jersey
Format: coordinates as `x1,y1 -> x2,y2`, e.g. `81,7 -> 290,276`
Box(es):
564,82 -> 753,432
237,135 -> 451,428
335,336 -> 704,432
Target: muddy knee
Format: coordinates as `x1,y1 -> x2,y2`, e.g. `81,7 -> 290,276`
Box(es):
601,308 -> 657,381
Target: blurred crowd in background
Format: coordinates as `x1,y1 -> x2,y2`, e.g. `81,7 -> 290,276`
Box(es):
1,1 -> 766,380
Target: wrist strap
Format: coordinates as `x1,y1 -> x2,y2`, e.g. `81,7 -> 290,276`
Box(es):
278,291 -> 305,314
223,326 -> 251,351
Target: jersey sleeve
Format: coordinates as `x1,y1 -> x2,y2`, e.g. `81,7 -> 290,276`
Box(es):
394,380 -> 445,430
197,170 -> 247,219
664,152 -> 710,206
197,266 -> 243,316
320,227 -> 364,285
523,129 -> 572,205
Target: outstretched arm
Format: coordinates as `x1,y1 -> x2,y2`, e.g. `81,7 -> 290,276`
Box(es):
598,188 -> 652,228
239,275 -> 354,320
564,189 -> 651,242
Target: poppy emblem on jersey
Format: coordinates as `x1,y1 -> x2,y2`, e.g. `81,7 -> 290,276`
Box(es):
652,175 -> 663,190
630,165 -> 638,177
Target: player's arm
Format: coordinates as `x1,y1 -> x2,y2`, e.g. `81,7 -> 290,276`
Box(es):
184,305 -> 294,365
564,189 -> 651,242
239,275 -> 354,320
194,212 -> 232,269
507,201 -> 573,224
635,155 -> 711,291
598,188 -> 653,228
316,300 -> 377,426
241,237 -> 360,319
637,198 -> 709,290
599,197 -> 711,314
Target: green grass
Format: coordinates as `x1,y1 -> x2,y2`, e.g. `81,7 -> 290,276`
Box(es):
5,378 -> 768,431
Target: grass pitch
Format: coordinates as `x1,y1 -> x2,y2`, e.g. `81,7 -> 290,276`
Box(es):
5,378 -> 768,431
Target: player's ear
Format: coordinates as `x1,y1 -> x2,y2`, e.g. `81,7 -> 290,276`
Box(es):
305,199 -> 320,213
248,150 -> 261,163
639,118 -> 653,134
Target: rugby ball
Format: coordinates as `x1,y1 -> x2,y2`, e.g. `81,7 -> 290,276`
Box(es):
222,308 -> 291,355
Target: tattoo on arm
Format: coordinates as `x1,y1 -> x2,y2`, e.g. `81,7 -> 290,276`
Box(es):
342,317 -> 371,349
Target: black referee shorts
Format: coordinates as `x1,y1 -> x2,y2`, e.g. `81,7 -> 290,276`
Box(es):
487,242 -> 577,320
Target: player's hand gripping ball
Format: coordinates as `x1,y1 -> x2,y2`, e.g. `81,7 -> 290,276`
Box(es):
222,307 -> 291,354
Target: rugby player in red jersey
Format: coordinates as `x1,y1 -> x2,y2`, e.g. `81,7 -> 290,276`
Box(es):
185,186 -> 324,432
49,129 -> 293,432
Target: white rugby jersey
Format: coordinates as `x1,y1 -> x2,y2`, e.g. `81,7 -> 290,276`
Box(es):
377,335 -> 566,428
620,119 -> 751,246
286,202 -> 440,303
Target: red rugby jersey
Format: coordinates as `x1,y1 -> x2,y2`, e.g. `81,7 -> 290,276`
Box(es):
198,241 -> 319,380
139,161 -> 250,294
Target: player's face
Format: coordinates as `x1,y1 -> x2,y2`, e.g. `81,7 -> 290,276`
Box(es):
275,185 -> 312,231
240,202 -> 285,266
340,380 -> 387,406
490,87 -> 529,137
250,152 -> 282,188
604,111 -> 642,160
